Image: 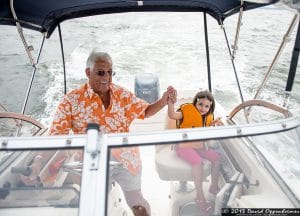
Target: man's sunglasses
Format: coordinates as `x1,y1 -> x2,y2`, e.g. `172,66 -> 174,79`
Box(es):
96,70 -> 116,76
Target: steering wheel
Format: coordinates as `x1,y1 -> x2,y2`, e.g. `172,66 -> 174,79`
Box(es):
228,99 -> 291,120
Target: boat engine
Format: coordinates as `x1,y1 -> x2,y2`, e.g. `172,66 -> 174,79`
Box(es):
134,73 -> 160,103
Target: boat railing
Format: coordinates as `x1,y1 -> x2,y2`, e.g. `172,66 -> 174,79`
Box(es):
1,117 -> 299,153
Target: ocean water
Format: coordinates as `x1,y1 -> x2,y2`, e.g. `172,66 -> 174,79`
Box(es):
0,7 -> 299,127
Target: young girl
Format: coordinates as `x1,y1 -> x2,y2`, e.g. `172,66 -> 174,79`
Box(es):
168,90 -> 221,215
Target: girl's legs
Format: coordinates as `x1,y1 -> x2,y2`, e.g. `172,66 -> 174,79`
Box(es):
191,163 -> 206,201
197,149 -> 221,194
176,147 -> 206,201
176,147 -> 216,214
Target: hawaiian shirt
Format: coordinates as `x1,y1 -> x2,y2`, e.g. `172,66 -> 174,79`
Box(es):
49,83 -> 149,175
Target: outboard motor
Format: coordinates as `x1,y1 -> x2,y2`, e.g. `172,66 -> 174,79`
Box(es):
134,73 -> 160,103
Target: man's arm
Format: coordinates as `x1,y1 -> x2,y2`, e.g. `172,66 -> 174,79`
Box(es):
144,86 -> 176,118
144,96 -> 167,118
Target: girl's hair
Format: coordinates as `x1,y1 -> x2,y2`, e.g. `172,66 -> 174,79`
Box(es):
192,90 -> 215,114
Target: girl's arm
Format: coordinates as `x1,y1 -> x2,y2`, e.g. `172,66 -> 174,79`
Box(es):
168,102 -> 182,120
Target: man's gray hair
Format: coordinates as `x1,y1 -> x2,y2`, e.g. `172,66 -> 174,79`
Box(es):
86,50 -> 112,70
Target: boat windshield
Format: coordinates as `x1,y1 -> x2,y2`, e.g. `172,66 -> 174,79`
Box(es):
0,149 -> 82,216
229,103 -> 300,200
0,123 -> 299,215
104,126 -> 300,215
252,127 -> 300,198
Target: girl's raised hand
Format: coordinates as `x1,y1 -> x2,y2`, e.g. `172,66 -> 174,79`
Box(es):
167,86 -> 177,104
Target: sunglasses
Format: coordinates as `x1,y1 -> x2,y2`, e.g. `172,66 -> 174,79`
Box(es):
96,70 -> 116,77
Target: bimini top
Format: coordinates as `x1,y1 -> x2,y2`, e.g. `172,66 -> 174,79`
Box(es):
0,0 -> 278,38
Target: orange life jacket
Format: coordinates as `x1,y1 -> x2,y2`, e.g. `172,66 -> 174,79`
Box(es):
179,103 -> 213,128
178,103 -> 214,149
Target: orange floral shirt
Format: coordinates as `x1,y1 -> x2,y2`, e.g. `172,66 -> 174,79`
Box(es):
49,83 -> 149,175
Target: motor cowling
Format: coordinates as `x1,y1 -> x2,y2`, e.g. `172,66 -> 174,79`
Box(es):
134,73 -> 160,103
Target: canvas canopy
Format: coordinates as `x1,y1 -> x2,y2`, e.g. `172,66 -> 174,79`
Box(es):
0,0 -> 278,38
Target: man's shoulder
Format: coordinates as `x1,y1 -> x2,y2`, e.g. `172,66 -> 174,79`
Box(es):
111,83 -> 131,95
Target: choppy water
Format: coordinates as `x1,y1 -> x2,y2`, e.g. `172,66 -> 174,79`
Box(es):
0,6 -> 299,127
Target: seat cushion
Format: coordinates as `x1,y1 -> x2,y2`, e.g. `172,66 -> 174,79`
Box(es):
155,145 -> 211,181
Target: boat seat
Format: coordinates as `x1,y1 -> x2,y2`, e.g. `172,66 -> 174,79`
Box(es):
155,116 -> 211,181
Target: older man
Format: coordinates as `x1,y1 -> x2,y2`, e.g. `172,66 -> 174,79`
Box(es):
49,50 -> 176,215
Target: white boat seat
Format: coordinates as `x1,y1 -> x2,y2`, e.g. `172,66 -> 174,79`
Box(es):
155,144 -> 211,181
155,116 -> 211,181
